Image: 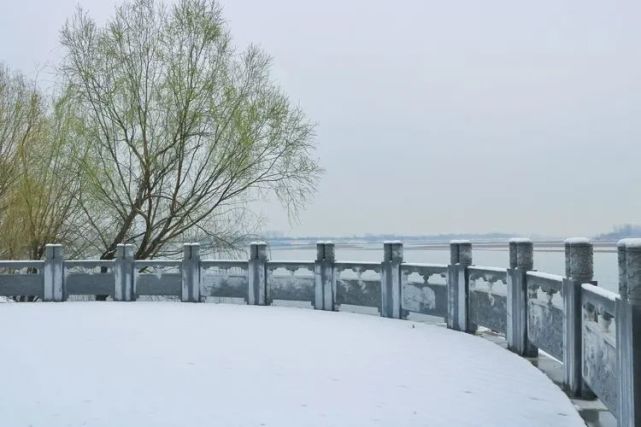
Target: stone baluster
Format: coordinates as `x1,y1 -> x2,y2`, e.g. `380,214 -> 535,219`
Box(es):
114,244 -> 135,301
248,242 -> 268,305
447,240 -> 473,332
181,243 -> 201,302
314,241 -> 336,310
43,244 -> 65,302
617,239 -> 641,426
562,237 -> 595,398
381,241 -> 403,318
507,238 -> 537,356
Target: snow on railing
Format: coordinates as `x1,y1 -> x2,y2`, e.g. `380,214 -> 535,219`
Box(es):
267,261 -> 315,305
581,283 -> 618,414
335,260 -> 383,313
0,260 -> 46,270
526,270 -> 564,362
0,259 -> 45,298
401,263 -> 447,318
134,259 -> 182,298
200,260 -> 248,301
467,266 -> 508,335
65,259 -> 115,297
1,238 -> 640,427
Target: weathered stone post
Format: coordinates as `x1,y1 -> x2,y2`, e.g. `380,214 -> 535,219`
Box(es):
248,242 -> 268,305
447,240 -> 473,331
43,244 -> 65,302
617,239 -> 641,426
114,244 -> 135,301
181,243 -> 201,302
314,241 -> 336,310
563,237 -> 594,398
506,238 -> 538,356
381,241 -> 403,318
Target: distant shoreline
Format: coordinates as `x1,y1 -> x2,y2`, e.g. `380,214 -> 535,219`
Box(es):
268,241 -> 620,253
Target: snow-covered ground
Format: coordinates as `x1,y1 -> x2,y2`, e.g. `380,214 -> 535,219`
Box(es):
0,302 -> 584,427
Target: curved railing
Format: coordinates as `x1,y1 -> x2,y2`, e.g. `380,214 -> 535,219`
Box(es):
1,238 -> 640,427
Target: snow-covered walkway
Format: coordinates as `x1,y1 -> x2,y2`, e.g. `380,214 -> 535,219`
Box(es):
0,303 -> 583,427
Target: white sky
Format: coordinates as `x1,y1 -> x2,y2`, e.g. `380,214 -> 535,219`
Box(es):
2,0 -> 640,237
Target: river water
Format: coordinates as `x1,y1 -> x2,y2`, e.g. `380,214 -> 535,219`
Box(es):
269,245 -> 620,293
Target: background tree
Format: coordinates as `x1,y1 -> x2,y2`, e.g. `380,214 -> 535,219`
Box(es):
0,65 -> 40,243
5,93 -> 87,260
0,67 -> 86,301
0,68 -> 86,260
61,0 -> 321,261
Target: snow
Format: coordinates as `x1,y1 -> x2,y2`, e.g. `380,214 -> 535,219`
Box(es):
449,239 -> 470,244
527,271 -> 565,282
403,262 -> 448,268
0,303 -> 584,427
620,238 -> 641,248
468,265 -> 508,273
509,237 -> 532,243
582,282 -> 619,302
564,237 -> 591,245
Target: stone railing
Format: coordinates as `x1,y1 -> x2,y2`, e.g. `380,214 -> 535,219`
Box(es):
1,238 -> 640,427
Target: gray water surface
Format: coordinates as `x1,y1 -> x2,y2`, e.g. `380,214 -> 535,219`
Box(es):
269,246 -> 620,293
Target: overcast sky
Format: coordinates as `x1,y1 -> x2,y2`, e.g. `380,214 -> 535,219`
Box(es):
2,0 -> 640,237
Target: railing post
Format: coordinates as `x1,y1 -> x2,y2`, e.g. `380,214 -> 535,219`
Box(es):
447,240 -> 473,331
617,239 -> 641,427
181,243 -> 201,302
563,237 -> 594,398
114,244 -> 135,301
248,242 -> 268,305
314,241 -> 336,310
381,241 -> 403,318
506,238 -> 538,356
43,244 -> 65,302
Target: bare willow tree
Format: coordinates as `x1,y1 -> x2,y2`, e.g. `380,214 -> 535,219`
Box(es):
61,0 -> 320,261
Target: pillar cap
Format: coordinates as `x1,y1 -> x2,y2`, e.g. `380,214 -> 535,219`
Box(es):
450,239 -> 470,245
509,237 -> 531,244
116,244 -> 134,257
250,241 -> 267,246
564,237 -> 591,245
620,238 -> 641,249
618,239 -> 631,248
623,239 -> 641,253
383,240 -> 402,244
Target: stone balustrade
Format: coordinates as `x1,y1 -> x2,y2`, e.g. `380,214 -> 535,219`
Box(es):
1,238 -> 640,426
